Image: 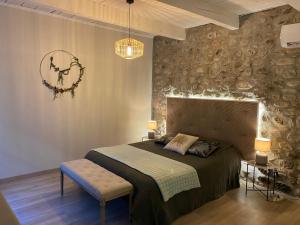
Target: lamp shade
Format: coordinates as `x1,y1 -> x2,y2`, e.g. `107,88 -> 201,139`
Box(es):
115,38 -> 144,59
255,138 -> 271,153
147,120 -> 157,130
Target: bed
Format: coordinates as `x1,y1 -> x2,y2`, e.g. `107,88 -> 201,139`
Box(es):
85,97 -> 258,225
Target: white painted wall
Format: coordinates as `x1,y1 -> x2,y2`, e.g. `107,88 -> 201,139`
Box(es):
0,5 -> 153,179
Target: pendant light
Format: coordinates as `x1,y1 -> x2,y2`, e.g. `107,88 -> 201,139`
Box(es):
115,0 -> 144,59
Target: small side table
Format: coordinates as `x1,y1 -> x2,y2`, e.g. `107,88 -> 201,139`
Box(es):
245,160 -> 279,201
142,135 -> 161,142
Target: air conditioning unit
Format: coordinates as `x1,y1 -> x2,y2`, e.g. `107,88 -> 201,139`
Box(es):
280,23 -> 300,48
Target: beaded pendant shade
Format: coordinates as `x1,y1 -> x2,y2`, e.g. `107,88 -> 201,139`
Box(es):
115,0 -> 144,59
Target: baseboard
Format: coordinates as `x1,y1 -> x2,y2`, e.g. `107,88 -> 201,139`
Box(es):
0,168 -> 59,184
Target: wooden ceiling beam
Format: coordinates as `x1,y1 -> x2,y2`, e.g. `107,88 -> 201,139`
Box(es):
27,0 -> 186,40
288,0 -> 300,11
158,0 -> 239,30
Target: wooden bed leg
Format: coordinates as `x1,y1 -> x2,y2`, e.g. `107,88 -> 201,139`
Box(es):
60,170 -> 64,196
100,200 -> 106,225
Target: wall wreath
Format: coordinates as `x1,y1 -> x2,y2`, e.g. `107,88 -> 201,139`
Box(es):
39,50 -> 85,99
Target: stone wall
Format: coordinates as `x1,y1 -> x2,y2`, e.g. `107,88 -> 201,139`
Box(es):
152,5 -> 300,196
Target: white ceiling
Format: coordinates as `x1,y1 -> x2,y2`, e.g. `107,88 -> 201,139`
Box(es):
0,0 -> 298,40
93,0 -> 208,28
206,0 -> 291,15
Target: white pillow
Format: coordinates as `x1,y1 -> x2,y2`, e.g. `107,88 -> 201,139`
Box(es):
164,133 -> 199,155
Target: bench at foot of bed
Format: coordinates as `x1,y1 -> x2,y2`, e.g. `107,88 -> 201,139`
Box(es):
60,159 -> 133,225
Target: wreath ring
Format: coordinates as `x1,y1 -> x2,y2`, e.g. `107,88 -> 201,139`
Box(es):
39,50 -> 85,99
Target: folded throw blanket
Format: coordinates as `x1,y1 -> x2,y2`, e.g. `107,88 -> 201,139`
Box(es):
94,144 -> 201,201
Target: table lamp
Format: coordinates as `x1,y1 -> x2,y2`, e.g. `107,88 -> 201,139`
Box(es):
255,138 -> 271,165
147,120 -> 157,139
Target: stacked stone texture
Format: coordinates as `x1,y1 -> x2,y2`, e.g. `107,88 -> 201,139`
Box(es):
152,6 -> 300,196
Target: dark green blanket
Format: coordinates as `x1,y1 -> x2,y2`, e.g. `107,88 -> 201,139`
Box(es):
85,141 -> 241,225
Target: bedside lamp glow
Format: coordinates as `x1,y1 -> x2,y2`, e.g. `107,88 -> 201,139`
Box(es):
255,138 -> 271,165
147,120 -> 157,139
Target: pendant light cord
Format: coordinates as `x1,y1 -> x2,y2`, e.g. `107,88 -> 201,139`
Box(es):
128,2 -> 131,40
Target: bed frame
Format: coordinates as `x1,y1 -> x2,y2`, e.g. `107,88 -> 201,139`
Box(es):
166,97 -> 258,160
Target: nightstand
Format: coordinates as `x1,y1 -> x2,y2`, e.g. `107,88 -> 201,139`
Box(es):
142,135 -> 161,142
245,160 -> 279,201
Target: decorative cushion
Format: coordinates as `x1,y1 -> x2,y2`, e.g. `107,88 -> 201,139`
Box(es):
164,133 -> 199,155
154,134 -> 174,145
187,140 -> 221,157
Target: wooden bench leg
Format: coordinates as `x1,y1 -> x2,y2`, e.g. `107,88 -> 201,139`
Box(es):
100,200 -> 106,225
129,191 -> 133,221
60,170 -> 64,196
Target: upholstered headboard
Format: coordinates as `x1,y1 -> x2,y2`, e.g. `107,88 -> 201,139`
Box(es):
166,97 -> 258,160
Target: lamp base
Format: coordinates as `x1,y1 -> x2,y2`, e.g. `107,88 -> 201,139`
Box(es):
256,153 -> 268,165
148,131 -> 155,139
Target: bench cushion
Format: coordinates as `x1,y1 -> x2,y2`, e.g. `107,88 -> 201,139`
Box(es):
61,159 -> 132,201
0,193 -> 20,225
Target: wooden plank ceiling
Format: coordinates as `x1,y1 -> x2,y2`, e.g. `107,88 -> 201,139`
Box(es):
0,0 -> 298,40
